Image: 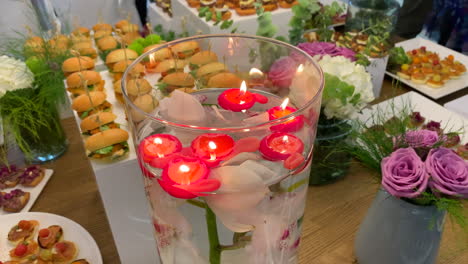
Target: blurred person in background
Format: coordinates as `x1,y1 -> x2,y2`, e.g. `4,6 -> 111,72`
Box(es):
394,0 -> 433,39
135,0 -> 149,36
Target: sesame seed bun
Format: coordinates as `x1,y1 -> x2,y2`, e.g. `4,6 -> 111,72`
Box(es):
126,78 -> 152,96
207,72 -> 242,88
72,91 -> 107,112
196,62 -> 227,78
85,128 -> 129,152
66,71 -> 102,88
188,51 -> 218,66
62,57 -> 95,75
81,112 -> 117,132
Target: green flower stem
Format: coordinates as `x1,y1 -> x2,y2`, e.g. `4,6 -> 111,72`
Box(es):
205,206 -> 221,264
286,179 -> 309,192
186,199 -> 206,209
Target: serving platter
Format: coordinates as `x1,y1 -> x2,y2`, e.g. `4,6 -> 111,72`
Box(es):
1,169 -> 53,215
0,212 -> 102,263
386,37 -> 468,100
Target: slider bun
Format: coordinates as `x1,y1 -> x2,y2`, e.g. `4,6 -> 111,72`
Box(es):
72,91 -> 107,112
66,71 -> 102,88
132,94 -> 159,122
93,23 -> 112,32
70,35 -> 91,44
171,41 -> 199,54
106,49 -> 139,64
120,24 -> 139,33
97,36 -> 118,50
115,20 -> 130,29
113,60 -> 145,74
145,46 -> 172,61
189,51 -> 218,66
207,72 -> 242,88
196,62 -> 226,78
121,32 -> 141,45
162,72 -> 195,86
143,44 -> 162,53
126,78 -> 152,96
72,42 -> 93,50
94,30 -> 112,40
77,47 -> 97,59
81,112 -> 117,131
113,80 -> 122,94
155,59 -> 188,72
24,36 -> 45,53
72,27 -> 90,37
85,128 -> 129,152
62,57 -> 95,73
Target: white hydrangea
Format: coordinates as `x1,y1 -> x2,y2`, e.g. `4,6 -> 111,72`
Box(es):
317,55 -> 374,120
0,55 -> 34,98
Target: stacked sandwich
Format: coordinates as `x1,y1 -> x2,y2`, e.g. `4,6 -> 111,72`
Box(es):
69,26 -> 98,60
186,0 -> 293,17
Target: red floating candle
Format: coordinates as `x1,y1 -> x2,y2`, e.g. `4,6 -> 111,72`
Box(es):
268,98 -> 304,133
259,132 -> 304,161
140,134 -> 182,164
218,81 -> 268,112
191,133 -> 235,167
158,156 -> 216,199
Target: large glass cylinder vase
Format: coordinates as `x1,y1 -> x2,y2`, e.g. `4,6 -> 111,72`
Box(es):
345,0 -> 401,32
122,35 -> 324,263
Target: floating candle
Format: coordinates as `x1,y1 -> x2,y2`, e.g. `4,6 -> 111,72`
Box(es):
259,132 -> 304,161
191,133 -> 235,167
218,81 -> 268,112
140,134 -> 182,164
268,98 -> 304,132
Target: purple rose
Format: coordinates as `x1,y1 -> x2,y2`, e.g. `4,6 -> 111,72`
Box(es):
404,129 -> 439,148
426,148 -> 468,198
268,56 -> 298,88
296,42 -> 356,61
381,148 -> 428,198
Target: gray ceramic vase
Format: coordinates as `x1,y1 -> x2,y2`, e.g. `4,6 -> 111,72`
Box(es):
355,189 -> 446,264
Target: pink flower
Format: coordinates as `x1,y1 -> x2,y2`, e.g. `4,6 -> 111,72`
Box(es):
381,148 -> 428,198
426,148 -> 468,198
404,129 -> 439,148
296,42 -> 356,61
267,56 -> 298,88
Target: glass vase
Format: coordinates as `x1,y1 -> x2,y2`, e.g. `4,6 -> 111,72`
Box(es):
18,105 -> 67,164
122,34 -> 324,263
309,117 -> 352,185
355,189 -> 446,264
345,0 -> 401,32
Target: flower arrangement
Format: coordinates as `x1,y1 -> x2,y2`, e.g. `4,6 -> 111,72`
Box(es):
350,105 -> 468,229
0,56 -> 34,97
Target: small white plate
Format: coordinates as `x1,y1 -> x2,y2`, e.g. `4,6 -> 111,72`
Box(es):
386,37 -> 468,99
1,169 -> 53,215
444,94 -> 468,119
0,212 -> 103,263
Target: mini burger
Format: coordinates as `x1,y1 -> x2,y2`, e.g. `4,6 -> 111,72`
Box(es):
121,32 -> 142,46
62,57 -> 95,77
72,42 -> 97,59
115,20 -> 130,30
171,41 -> 200,59
196,62 -> 227,81
126,78 -> 152,99
187,0 -> 201,7
113,80 -> 124,103
97,36 -> 118,51
131,94 -> 159,122
24,36 -> 45,55
80,112 -> 119,136
105,48 -> 138,69
262,0 -> 278,11
112,60 -> 145,81
188,51 -> 218,69
85,128 -> 129,160
93,23 -> 113,32
144,45 -> 173,71
66,70 -> 105,97
236,0 -> 256,16
158,72 -> 195,93
154,59 -> 188,77
207,72 -> 242,88
93,30 -> 112,41
120,24 -> 139,34
72,91 -> 112,119
278,0 -> 297,8
72,27 -> 90,37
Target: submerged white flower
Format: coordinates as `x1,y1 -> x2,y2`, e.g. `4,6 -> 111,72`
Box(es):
0,55 -> 34,97
318,55 -> 374,120
158,90 -> 207,126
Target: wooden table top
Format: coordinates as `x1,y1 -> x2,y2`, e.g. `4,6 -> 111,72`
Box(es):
30,77 -> 467,264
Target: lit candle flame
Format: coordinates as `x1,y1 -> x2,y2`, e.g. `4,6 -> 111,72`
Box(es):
283,135 -> 289,142
249,68 -> 264,77
280,98 -> 290,110
208,141 -> 217,160
239,81 -> 247,96
179,164 -> 190,173
154,137 -> 162,144
240,100 -> 245,105
149,53 -> 155,64
296,64 -> 304,74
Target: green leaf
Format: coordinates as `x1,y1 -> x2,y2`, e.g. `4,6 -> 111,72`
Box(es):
323,73 -> 355,105
94,145 -> 114,155
154,24 -> 163,33
205,11 -> 213,21
144,34 -> 162,46
216,11 -> 222,21
100,125 -> 110,131
80,110 -> 90,119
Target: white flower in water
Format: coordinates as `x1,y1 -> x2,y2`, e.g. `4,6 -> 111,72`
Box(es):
158,236 -> 209,264
158,90 -> 207,126
0,55 -> 34,98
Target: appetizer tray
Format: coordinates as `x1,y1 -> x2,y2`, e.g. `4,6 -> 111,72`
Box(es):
359,91 -> 468,142
0,212 -> 102,263
386,37 -> 468,100
0,169 -> 53,216
64,71 -> 137,172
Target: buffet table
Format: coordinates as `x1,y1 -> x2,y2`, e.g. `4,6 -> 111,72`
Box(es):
32,77 -> 467,264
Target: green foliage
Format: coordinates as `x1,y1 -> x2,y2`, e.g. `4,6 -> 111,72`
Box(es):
153,24 -> 177,42
387,46 -> 411,71
305,1 -> 345,42
198,7 -> 236,32
323,73 -> 355,105
355,53 -> 371,67
255,3 -> 278,38
288,0 -> 321,45
95,145 -> 114,155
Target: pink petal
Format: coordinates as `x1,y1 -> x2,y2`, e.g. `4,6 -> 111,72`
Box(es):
157,179 -> 197,199
175,179 -> 221,193
234,137 -> 261,153
284,153 -> 305,170
254,93 -> 268,104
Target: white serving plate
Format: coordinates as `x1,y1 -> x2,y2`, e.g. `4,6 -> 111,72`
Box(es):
0,212 -> 102,263
386,37 -> 468,100
444,94 -> 468,119
1,169 -> 53,215
359,91 -> 468,143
